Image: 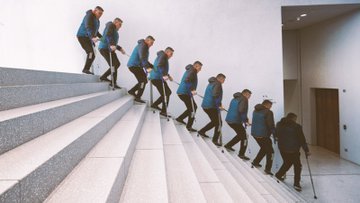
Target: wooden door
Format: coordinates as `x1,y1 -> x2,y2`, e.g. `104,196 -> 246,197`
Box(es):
315,89 -> 340,154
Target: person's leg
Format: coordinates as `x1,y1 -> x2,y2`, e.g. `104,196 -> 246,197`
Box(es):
252,138 -> 266,166
293,152 -> 302,186
151,80 -> 163,108
276,151 -> 293,180
99,49 -> 112,81
186,99 -> 197,129
264,137 -> 274,173
177,94 -> 191,122
135,68 -> 148,99
160,81 -> 172,113
111,52 -> 121,83
78,37 -> 95,73
198,108 -> 217,136
128,67 -> 146,97
210,109 -> 221,143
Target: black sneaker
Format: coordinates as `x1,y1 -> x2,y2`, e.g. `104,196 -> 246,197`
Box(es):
100,76 -> 111,82
238,155 -> 250,161
187,128 -> 197,132
212,140 -> 222,147
275,173 -> 285,181
175,118 -> 186,125
83,69 -> 94,75
127,90 -> 136,97
264,170 -> 274,176
151,104 -> 162,111
160,112 -> 171,118
294,184 -> 302,191
134,98 -> 146,103
198,131 -> 210,138
252,162 -> 262,168
224,145 -> 235,152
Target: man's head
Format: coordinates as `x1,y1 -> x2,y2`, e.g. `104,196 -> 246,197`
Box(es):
145,35 -> 155,47
165,47 -> 174,59
216,73 -> 226,84
242,89 -> 252,99
193,61 -> 203,72
93,6 -> 104,19
114,18 -> 123,30
286,112 -> 297,122
262,99 -> 273,109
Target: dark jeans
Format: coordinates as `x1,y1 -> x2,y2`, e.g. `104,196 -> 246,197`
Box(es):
177,94 -> 197,129
199,108 -> 221,142
128,67 -> 148,99
99,49 -> 120,83
276,151 -> 302,185
151,79 -> 171,113
225,122 -> 247,156
77,37 -> 95,71
253,137 -> 274,171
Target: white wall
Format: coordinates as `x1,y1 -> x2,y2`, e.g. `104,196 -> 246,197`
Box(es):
300,9 -> 360,164
0,0 -> 285,144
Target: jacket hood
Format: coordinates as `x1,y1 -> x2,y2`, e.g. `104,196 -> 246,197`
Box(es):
185,64 -> 193,70
105,21 -> 113,26
86,10 -> 93,15
138,39 -> 145,44
157,50 -> 165,56
254,104 -> 266,111
233,92 -> 242,98
208,77 -> 217,83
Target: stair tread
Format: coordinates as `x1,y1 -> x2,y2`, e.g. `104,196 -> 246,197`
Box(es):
0,96 -> 132,181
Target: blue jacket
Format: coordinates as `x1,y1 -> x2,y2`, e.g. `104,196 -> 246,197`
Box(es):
149,51 -> 169,80
177,65 -> 198,95
77,10 -> 101,39
99,22 -> 121,51
127,39 -> 153,69
276,118 -> 309,153
225,93 -> 249,124
251,104 -> 275,137
201,77 -> 222,109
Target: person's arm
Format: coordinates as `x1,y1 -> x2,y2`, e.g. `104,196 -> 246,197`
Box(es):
238,98 -> 249,123
266,111 -> 276,136
85,13 -> 96,38
157,54 -> 168,76
185,67 -> 197,91
213,83 -> 222,108
105,24 -> 116,46
298,125 -> 310,154
138,43 -> 152,68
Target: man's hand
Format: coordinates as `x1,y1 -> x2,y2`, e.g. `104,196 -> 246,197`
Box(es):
245,121 -> 251,126
146,68 -> 152,73
168,75 -> 173,81
162,76 -> 169,81
110,45 -> 116,51
191,90 -> 197,96
219,105 -> 225,111
92,37 -> 99,43
120,48 -> 126,55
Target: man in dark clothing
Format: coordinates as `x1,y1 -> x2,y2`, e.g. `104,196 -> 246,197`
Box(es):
198,74 -> 226,146
224,89 -> 252,161
76,6 -> 104,75
98,18 -> 126,89
251,100 -> 276,175
275,113 -> 311,191
176,61 -> 203,132
149,47 -> 174,117
127,36 -> 155,103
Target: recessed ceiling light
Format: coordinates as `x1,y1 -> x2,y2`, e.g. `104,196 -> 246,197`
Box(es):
300,13 -> 307,17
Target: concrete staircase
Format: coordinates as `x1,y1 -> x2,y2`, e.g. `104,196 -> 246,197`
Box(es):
0,67 -> 306,202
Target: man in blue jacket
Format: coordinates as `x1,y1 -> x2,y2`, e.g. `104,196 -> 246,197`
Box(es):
127,36 -> 155,103
224,89 -> 252,161
98,18 -> 126,89
275,113 -> 311,191
198,74 -> 226,146
176,61 -> 203,132
251,100 -> 275,175
76,6 -> 104,75
149,47 -> 174,117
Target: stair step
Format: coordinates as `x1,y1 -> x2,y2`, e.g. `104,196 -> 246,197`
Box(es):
0,96 -> 133,203
120,111 -> 168,203
45,104 -> 147,203
0,82 -> 110,111
0,67 -> 99,86
0,90 -> 125,155
160,119 -> 206,202
174,124 -> 233,202
192,134 -> 258,202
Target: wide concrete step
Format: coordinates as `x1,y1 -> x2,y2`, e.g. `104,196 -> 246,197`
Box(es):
0,67 -> 99,86
0,82 -> 111,111
120,111 -> 168,203
228,151 -> 306,202
0,90 -> 125,155
160,118 -> 206,203
192,133 -> 260,203
45,104 -> 147,203
0,96 -> 133,203
174,124 -> 233,202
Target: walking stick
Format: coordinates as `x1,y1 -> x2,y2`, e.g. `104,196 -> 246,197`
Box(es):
306,155 -> 318,199
162,78 -> 169,121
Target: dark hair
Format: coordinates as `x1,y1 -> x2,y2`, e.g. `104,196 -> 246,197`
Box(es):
114,18 -> 123,23
165,47 -> 174,52
216,73 -> 226,79
262,99 -> 273,105
95,6 -> 104,12
286,112 -> 297,120
242,89 -> 252,94
193,61 -> 203,66
146,35 -> 155,41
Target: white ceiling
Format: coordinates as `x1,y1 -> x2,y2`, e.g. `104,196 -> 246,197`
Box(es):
282,4 -> 360,30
